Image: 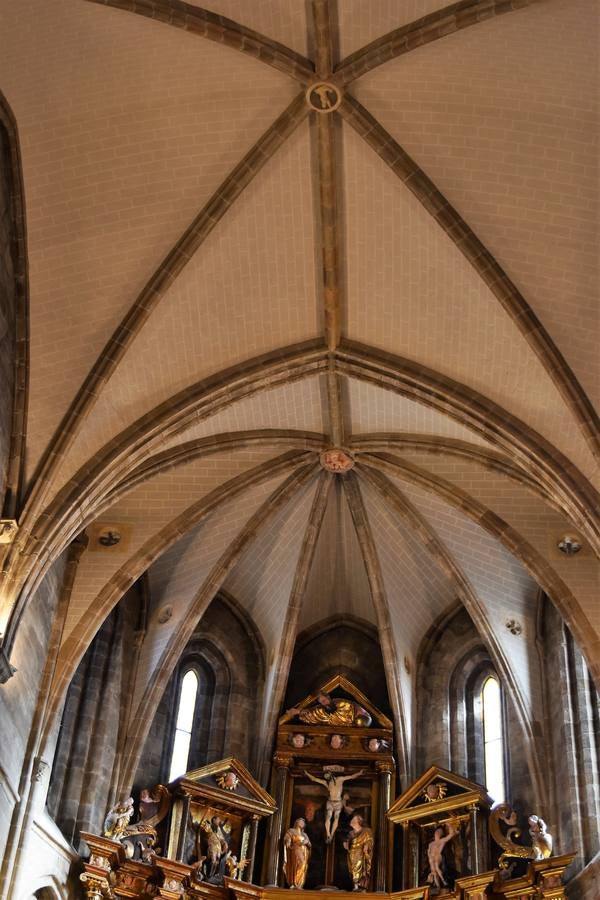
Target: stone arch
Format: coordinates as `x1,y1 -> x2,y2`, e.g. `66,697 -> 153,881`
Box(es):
27,884 -> 62,900
0,89 -> 28,523
37,453 -> 311,764
416,604 -> 536,813
5,341 -> 597,680
285,614 -> 392,719
359,453 -> 600,691
133,592 -> 266,789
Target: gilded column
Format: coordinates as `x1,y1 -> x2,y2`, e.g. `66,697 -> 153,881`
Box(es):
245,815 -> 260,882
266,753 -> 292,885
401,822 -> 410,890
469,803 -> 480,873
375,759 -> 393,891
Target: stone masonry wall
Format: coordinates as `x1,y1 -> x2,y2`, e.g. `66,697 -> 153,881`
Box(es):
134,592 -> 265,791
0,553 -> 67,862
284,619 -> 391,718
415,605 -> 537,811
47,583 -> 144,848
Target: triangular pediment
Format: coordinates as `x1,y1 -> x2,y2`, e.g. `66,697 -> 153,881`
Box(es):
177,757 -> 275,813
387,766 -> 491,824
279,673 -> 393,730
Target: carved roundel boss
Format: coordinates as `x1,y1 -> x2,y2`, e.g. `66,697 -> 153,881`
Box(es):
306,82 -> 342,113
320,448 -> 355,473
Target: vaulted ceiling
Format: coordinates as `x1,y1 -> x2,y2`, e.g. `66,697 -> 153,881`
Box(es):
0,0 -> 598,786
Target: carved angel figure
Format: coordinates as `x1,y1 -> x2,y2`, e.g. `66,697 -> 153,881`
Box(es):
217,771 -> 239,791
528,816 -> 553,860
103,797 -> 134,840
490,803 -> 553,868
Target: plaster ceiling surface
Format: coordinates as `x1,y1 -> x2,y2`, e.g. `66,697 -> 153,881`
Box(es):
4,0 -> 598,731
0,0 -> 299,479
391,476 -> 545,715
359,477 -> 459,742
390,448 -> 583,548
337,1 -> 447,58
194,0 -> 310,57
342,121 -> 598,485
159,376 -> 327,451
49,118 -> 318,493
132,470 -> 296,712
299,478 -> 375,630
61,446 -> 281,641
345,377 -> 495,448
381,452 -> 600,626
222,476 -> 319,651
353,0 -> 599,409
360,479 -> 457,655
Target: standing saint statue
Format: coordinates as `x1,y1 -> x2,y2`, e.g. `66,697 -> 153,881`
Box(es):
202,815 -> 231,878
282,818 -> 311,889
303,767 -> 364,843
344,814 -> 374,891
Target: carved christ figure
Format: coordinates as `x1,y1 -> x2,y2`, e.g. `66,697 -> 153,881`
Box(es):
303,768 -> 364,843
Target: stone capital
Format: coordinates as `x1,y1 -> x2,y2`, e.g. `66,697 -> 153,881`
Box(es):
273,752 -> 293,769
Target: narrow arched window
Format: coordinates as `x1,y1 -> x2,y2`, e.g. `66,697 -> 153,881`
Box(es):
482,675 -> 505,802
168,669 -> 198,781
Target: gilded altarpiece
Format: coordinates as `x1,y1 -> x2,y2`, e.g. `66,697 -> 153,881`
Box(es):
386,767 -> 491,891
264,676 -> 395,892
79,678 -> 577,900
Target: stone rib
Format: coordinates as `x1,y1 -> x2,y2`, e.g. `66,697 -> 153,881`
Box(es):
313,111 -> 346,443
23,93 -> 309,527
338,96 -> 600,463
1,347 -> 327,661
358,462 -> 545,799
335,0 -> 541,85
110,429 -> 328,502
351,434 -> 560,512
118,461 -> 320,789
257,470 -> 333,780
0,92 -> 29,521
312,0 -> 334,80
316,113 -> 343,353
84,0 -> 315,83
41,453 -> 317,755
335,341 -> 600,549
326,359 -> 345,446
342,471 -> 409,781
359,451 -> 600,691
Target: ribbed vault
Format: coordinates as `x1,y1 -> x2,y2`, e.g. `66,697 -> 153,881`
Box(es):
0,0 -> 597,796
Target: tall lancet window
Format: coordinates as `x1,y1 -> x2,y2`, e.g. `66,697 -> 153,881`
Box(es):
168,669 -> 198,781
482,675 -> 505,802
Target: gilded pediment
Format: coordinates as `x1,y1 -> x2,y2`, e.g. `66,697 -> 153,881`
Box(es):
387,766 -> 491,824
176,757 -> 276,815
279,673 -> 393,731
